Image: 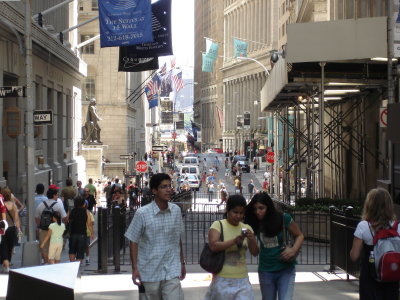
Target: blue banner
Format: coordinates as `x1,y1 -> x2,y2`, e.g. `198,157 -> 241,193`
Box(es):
202,53 -> 214,72
234,38 -> 248,57
205,39 -> 218,61
118,0 -> 172,57
148,94 -> 158,108
99,0 -> 153,48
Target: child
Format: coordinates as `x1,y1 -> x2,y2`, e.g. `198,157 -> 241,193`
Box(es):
40,211 -> 65,264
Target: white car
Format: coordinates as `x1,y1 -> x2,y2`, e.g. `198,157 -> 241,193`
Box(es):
180,174 -> 201,191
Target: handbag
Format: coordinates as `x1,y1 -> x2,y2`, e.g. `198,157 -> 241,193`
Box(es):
199,220 -> 225,274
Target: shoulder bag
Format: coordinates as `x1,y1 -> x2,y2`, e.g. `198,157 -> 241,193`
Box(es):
199,220 -> 225,274
282,213 -> 300,261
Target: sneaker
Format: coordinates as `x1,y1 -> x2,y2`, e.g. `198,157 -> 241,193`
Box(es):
2,267 -> 9,273
85,258 -> 90,265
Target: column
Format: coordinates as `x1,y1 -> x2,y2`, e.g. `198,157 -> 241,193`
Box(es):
0,69 -> 5,184
47,86 -> 58,168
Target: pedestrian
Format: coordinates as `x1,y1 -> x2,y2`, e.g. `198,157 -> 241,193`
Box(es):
39,211 -> 65,264
68,196 -> 93,263
203,194 -> 259,300
84,178 -> 97,199
350,188 -> 399,300
125,173 -> 186,300
103,181 -> 112,208
76,180 -> 84,197
0,188 -> 21,273
34,183 -> 47,211
201,172 -> 207,192
217,184 -> 228,208
140,181 -> 151,206
244,193 -> 304,300
262,179 -> 268,192
253,157 -> 258,173
83,188 -> 97,214
234,176 -> 241,194
35,186 -> 67,264
248,179 -> 255,200
61,178 -> 77,214
207,182 -> 215,203
85,204 -> 95,265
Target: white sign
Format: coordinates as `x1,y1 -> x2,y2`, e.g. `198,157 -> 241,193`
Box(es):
33,110 -> 53,125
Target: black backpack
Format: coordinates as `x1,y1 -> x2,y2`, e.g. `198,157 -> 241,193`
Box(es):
39,201 -> 57,230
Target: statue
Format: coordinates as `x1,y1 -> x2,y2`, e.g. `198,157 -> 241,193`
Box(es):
82,98 -> 102,144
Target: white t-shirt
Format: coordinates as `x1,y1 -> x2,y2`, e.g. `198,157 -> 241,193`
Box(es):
354,220 -> 400,246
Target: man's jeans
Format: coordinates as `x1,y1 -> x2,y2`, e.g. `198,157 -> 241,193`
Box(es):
258,266 -> 296,300
142,277 -> 183,300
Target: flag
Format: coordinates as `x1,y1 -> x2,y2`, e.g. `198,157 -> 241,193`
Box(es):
98,0 -> 153,48
170,56 -> 176,69
160,70 -> 173,97
145,74 -> 161,108
159,62 -> 167,76
148,94 -> 158,109
234,38 -> 248,57
172,71 -> 184,92
205,39 -> 218,61
202,53 -> 214,72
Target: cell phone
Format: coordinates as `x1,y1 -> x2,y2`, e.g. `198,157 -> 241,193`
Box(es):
241,228 -> 247,235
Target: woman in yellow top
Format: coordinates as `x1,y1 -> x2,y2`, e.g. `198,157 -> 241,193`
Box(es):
204,194 -> 259,300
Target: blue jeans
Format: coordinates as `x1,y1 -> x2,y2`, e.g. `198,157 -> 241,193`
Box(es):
259,266 -> 296,300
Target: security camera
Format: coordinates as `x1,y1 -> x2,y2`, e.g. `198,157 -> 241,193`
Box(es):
271,52 -> 279,63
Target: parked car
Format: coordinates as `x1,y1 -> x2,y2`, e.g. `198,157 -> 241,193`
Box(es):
232,155 -> 248,164
180,174 -> 201,191
237,160 -> 250,173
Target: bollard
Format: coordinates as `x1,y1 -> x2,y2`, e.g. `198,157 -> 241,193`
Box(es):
98,207 -> 108,273
112,207 -> 121,272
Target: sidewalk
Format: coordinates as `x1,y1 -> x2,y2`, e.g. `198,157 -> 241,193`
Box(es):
0,261 -> 359,300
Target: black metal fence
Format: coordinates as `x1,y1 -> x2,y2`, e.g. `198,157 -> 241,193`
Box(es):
98,192 -> 359,272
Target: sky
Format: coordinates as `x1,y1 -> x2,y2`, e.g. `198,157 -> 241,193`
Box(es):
156,0 -> 194,77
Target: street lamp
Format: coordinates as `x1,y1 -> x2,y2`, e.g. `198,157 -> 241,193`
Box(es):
236,56 -> 270,75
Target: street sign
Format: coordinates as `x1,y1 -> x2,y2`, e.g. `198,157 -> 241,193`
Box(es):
120,154 -> 134,160
152,145 -> 168,152
135,161 -> 148,173
33,110 -> 53,125
266,151 -> 275,164
0,86 -> 25,98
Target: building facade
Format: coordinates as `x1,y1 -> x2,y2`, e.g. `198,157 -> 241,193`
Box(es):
0,1 -> 85,200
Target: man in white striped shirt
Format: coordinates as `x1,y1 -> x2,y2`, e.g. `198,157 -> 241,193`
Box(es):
125,173 -> 186,300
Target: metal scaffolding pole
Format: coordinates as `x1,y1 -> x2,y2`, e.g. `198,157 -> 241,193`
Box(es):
319,62 -> 326,198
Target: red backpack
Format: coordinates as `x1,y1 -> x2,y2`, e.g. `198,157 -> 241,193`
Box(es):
369,221 -> 400,282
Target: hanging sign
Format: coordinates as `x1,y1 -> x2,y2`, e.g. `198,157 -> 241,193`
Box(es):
99,0 -> 153,48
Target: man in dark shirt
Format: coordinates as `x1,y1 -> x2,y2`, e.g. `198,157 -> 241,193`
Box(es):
83,188 -> 96,214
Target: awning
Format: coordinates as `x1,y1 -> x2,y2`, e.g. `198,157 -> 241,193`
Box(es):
260,16 -> 388,111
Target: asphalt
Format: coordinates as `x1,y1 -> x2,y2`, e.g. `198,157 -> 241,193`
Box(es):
0,154 -> 360,299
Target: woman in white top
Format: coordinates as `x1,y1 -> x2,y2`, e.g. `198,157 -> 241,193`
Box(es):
350,188 -> 399,300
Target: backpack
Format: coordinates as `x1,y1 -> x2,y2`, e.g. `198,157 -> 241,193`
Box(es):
39,201 -> 57,230
369,221 -> 400,282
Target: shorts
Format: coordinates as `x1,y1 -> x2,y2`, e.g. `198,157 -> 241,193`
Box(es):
39,229 -> 50,255
48,242 -> 63,260
68,234 -> 87,259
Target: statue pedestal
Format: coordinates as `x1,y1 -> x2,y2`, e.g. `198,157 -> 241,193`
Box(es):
81,144 -> 103,181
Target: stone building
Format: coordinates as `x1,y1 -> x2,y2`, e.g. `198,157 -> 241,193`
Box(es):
77,1 -> 144,180
0,1 -> 85,199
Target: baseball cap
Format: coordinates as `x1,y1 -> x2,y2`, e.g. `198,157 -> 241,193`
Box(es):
48,184 -> 60,190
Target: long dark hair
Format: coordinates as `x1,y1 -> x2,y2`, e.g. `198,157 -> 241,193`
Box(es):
244,192 -> 283,237
53,211 -> 61,225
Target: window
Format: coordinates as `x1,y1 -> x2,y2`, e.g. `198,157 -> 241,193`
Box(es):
79,0 -> 83,11
85,77 -> 96,100
80,34 -> 95,54
92,0 -> 98,11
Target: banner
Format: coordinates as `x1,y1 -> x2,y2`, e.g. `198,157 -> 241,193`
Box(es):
160,71 -> 173,96
148,95 -> 158,109
99,0 -> 153,48
118,55 -> 159,72
234,38 -> 248,57
205,39 -> 218,61
202,53 -> 214,72
118,0 -> 173,57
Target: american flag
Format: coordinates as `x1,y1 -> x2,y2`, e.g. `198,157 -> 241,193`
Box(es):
146,73 -> 161,96
170,57 -> 176,69
172,71 -> 184,92
159,62 -> 167,76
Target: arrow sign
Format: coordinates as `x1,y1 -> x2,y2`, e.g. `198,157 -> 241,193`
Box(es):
152,145 -> 168,152
33,110 -> 53,125
120,154 -> 134,160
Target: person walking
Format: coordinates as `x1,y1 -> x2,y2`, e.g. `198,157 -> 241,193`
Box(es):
350,188 -> 399,300
39,211 -> 65,264
68,196 -> 93,263
203,194 -> 259,299
248,179 -> 255,200
244,193 -> 304,300
253,157 -> 258,173
217,184 -> 228,209
125,173 -> 186,300
0,188 -> 21,273
207,182 -> 215,203
61,178 -> 77,214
